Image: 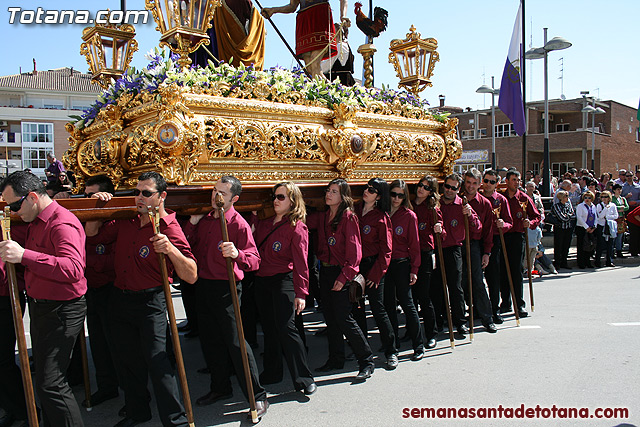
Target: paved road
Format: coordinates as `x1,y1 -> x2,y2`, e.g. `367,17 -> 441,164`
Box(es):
15,263 -> 640,426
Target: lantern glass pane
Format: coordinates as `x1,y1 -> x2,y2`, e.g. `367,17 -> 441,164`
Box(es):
394,52 -> 405,78
101,36 -> 115,69
114,39 -> 129,70
164,0 -> 176,30
405,46 -> 417,77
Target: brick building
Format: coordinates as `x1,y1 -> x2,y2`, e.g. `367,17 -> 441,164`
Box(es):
444,96 -> 640,177
0,64 -> 101,177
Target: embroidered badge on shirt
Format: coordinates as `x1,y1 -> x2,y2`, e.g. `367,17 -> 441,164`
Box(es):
272,241 -> 282,252
139,245 -> 150,258
395,226 -> 404,235
95,244 -> 105,255
418,222 -> 426,230
328,236 -> 336,246
451,219 -> 458,227
516,211 -> 523,218
362,225 -> 371,235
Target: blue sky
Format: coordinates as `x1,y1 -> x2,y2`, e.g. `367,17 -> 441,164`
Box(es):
1,0 -> 638,109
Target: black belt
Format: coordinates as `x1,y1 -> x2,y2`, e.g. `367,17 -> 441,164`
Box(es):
362,255 -> 378,264
29,295 -> 83,304
118,286 -> 163,295
391,257 -> 410,263
321,262 -> 340,268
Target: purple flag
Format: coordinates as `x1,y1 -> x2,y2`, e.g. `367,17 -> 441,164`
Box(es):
498,3 -> 526,136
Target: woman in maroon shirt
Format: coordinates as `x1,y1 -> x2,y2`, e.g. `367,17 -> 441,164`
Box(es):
253,182 -> 316,395
411,175 -> 444,350
384,180 -> 425,360
352,178 -> 398,370
309,179 -> 374,381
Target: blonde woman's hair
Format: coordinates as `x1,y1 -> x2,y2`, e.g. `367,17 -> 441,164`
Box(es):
581,190 -> 595,203
273,181 -> 306,226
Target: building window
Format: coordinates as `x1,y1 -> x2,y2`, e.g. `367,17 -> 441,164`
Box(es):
478,128 -> 487,138
556,123 -> 570,132
461,129 -> 474,140
21,122 -> 54,175
494,123 -> 515,138
532,162 -> 540,175
552,162 -> 575,178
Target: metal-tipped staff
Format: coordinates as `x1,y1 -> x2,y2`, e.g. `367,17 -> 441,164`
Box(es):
431,200 -> 455,349
1,207 -> 39,427
461,196 -> 474,342
79,327 -> 92,411
213,194 -> 259,423
492,206 -> 520,326
147,206 -> 195,427
520,201 -> 535,312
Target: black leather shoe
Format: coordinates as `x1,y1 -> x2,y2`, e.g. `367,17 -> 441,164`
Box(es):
315,361 -> 343,372
247,400 -> 269,420
426,338 -> 437,349
353,365 -> 374,382
83,389 -> 119,407
484,322 -> 498,333
385,353 -> 399,370
518,309 -> 529,318
493,314 -> 504,324
196,391 -> 233,406
457,324 -> 469,335
113,416 -> 151,427
411,350 -> 424,361
303,382 -> 317,395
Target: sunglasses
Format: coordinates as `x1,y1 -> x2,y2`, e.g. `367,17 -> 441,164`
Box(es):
8,194 -> 27,212
390,191 -> 406,199
483,178 -> 497,185
132,189 -> 159,197
272,193 -> 287,201
584,196 -> 592,200
443,183 -> 459,191
601,196 -> 610,199
625,175 -> 633,177
417,182 -> 433,191
365,186 -> 379,195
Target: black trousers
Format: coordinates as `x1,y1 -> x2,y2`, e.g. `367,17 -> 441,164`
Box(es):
179,281 -> 198,332
29,296 -> 86,427
352,256 -> 397,357
383,259 -> 424,353
86,284 -> 119,394
109,289 -> 187,426
240,272 -> 259,346
0,294 -> 27,420
627,222 -> 640,256
485,235 -> 502,316
319,266 -> 373,368
432,246 -> 466,328
500,232 -> 526,310
254,272 -> 313,389
196,279 -> 266,402
596,225 -> 614,265
553,227 -> 574,267
575,227 -> 594,268
462,239 -> 493,324
412,250 -> 438,341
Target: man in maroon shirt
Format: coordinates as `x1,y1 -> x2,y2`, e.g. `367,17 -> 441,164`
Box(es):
480,169 -> 513,324
501,170 -> 541,318
432,173 -> 480,337
0,171 -> 87,427
461,169 -> 497,333
183,176 -> 268,419
86,171 -> 198,427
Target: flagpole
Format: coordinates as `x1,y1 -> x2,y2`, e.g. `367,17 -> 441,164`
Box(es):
521,0 -> 527,173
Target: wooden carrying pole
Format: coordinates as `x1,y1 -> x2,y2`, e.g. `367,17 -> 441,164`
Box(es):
147,206 -> 195,427
214,194 -> 259,423
520,201 -> 535,312
1,207 -> 39,427
462,196 -> 474,342
431,204 -> 455,349
79,326 -> 92,411
493,207 -> 520,326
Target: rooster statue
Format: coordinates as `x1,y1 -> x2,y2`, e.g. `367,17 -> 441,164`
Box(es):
354,2 -> 389,41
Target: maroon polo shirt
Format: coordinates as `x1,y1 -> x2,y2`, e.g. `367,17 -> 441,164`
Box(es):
466,192 -> 494,254
307,209 -> 362,285
440,195 -> 481,248
254,216 -> 309,299
90,211 -> 195,291
183,206 -> 260,282
503,189 -> 541,233
354,203 -> 392,285
390,206 -> 421,275
413,200 -> 446,252
0,223 -> 27,296
481,190 -> 514,235
21,201 -> 87,300
85,220 -> 116,288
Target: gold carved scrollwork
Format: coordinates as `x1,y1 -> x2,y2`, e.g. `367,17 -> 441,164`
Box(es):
323,129 -> 377,177
441,116 -> 462,175
364,132 -> 445,164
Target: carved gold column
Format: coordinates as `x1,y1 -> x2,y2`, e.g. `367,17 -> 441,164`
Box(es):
357,44 -> 377,89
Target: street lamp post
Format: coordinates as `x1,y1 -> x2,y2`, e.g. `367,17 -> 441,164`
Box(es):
525,28 -> 571,197
582,101 -> 606,172
476,76 -> 500,169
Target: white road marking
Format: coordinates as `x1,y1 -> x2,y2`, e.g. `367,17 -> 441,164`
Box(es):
608,322 -> 640,326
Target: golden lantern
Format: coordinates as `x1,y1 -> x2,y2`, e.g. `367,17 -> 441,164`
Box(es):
145,0 -> 220,70
388,25 -> 439,96
80,20 -> 138,89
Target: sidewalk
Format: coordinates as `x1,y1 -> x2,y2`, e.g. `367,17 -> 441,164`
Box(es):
539,232 -> 639,269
